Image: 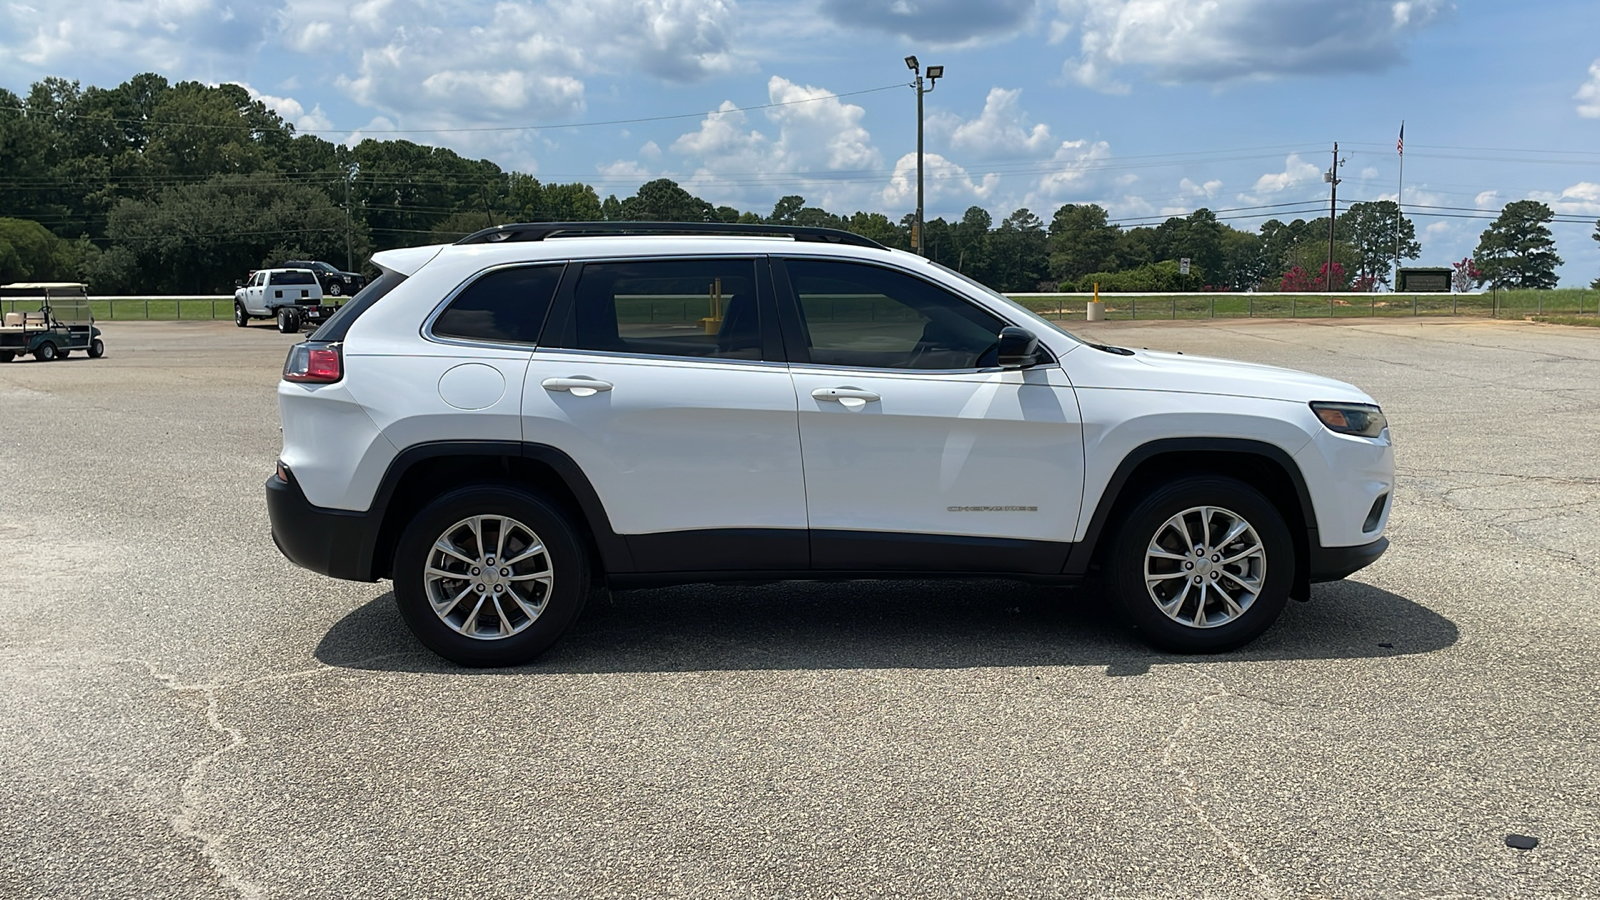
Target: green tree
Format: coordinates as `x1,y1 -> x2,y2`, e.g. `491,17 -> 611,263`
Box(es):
1591,219 -> 1600,289
768,195 -> 806,224
1153,209 -> 1225,287
1047,203 -> 1119,283
989,208 -> 1048,292
0,218 -> 78,283
1219,228 -> 1265,291
1338,200 -> 1419,288
616,179 -> 715,221
950,206 -> 992,281
107,174 -> 356,293
842,212 -> 905,249
1474,200 -> 1562,289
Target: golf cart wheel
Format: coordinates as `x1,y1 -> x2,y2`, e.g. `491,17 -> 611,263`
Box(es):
0,351 -> 13,363
88,338 -> 104,359
276,309 -> 299,334
33,342 -> 57,362
234,302 -> 249,327
57,349 -> 70,358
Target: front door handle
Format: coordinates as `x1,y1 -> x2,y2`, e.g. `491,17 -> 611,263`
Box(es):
812,387 -> 880,405
542,377 -> 614,397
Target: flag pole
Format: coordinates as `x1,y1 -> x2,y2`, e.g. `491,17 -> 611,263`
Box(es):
1393,120 -> 1405,290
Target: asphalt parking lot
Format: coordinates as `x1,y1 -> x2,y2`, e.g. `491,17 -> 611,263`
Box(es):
2,316 -> 1597,899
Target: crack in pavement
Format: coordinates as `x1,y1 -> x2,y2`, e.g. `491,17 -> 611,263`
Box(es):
1160,673 -> 1280,900
120,654 -> 412,899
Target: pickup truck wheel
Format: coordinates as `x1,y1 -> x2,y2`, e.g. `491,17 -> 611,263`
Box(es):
276,308 -> 299,333
234,302 -> 249,327
33,342 -> 57,362
88,338 -> 104,358
329,283 -> 343,296
1108,475 -> 1292,653
393,485 -> 589,667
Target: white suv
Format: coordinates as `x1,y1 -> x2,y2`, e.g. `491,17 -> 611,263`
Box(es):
267,223 -> 1393,666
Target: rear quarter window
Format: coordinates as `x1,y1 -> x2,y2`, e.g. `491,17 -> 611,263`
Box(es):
430,264 -> 565,346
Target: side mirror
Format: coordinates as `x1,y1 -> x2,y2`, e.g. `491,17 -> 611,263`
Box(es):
234,280 -> 244,288
996,326 -> 1039,369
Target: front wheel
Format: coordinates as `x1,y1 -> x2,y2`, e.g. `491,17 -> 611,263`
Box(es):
87,338 -> 104,358
1107,475 -> 1293,653
393,485 -> 590,667
234,302 -> 249,327
329,282 -> 343,296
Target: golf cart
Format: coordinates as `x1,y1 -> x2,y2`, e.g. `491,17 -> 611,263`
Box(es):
0,283 -> 104,362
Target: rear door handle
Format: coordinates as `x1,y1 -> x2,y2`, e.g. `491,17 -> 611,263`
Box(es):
542,377 -> 613,397
812,387 -> 880,404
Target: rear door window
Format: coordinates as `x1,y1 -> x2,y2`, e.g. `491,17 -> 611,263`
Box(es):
546,258 -> 774,361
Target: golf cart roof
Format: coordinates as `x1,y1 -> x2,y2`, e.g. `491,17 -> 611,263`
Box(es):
0,282 -> 89,296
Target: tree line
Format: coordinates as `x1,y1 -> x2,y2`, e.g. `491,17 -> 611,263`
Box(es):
0,73 -> 1590,294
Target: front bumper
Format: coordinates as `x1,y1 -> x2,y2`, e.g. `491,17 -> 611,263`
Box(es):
1308,536 -> 1388,583
266,472 -> 381,582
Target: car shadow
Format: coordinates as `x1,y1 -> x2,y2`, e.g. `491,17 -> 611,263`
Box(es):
314,578 -> 1457,676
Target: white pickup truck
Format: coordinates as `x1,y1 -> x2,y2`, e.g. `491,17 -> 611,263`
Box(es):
234,268 -> 341,333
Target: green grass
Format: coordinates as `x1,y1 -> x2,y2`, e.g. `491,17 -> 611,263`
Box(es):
1530,314 -> 1600,327
1008,288 -> 1599,322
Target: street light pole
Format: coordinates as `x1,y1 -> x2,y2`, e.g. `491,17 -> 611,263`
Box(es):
905,56 -> 943,257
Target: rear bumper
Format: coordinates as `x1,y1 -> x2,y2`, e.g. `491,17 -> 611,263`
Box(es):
265,473 -> 381,582
1308,536 -> 1388,583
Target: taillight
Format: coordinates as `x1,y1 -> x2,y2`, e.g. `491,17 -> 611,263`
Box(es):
283,342 -> 343,383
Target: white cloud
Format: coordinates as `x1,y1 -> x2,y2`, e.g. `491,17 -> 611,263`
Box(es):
235,82 -> 340,135
0,0 -> 284,70
1576,59 -> 1600,118
1024,139 -> 1114,209
818,0 -> 1036,42
1053,0 -> 1450,91
1474,190 -> 1500,208
1178,177 -> 1222,200
1247,153 -> 1322,196
929,88 -> 1054,158
881,152 -> 999,208
1529,182 -> 1600,217
661,77 -> 883,211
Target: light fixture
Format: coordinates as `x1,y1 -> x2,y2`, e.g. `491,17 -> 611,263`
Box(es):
925,65 -> 943,80
905,55 -> 919,71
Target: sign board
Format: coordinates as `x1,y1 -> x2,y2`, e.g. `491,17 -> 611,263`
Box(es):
1397,267 -> 1452,293
1179,258 -> 1191,275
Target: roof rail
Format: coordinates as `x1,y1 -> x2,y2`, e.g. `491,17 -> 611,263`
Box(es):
454,221 -> 888,250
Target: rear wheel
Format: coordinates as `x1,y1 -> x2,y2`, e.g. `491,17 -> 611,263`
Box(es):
234,302 -> 249,327
393,485 -> 590,667
0,351 -> 14,362
1107,475 -> 1293,653
88,338 -> 104,358
276,308 -> 300,333
33,342 -> 56,362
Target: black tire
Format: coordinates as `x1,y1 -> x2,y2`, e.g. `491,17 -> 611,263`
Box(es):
0,351 -> 13,363
276,308 -> 298,333
88,338 -> 104,358
393,485 -> 590,667
1107,475 -> 1293,653
33,342 -> 56,362
234,302 -> 249,327
57,349 -> 70,358
329,282 -> 343,296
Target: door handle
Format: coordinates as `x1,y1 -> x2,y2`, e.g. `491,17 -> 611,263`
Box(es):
812,387 -> 880,403
542,377 -> 613,397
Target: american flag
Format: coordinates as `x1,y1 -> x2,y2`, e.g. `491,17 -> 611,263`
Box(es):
1397,122 -> 1404,156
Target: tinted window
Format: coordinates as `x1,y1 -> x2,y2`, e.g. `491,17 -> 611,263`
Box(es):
308,270 -> 407,342
271,271 -> 317,285
784,259 -> 1006,370
432,265 -> 562,345
557,259 -> 766,360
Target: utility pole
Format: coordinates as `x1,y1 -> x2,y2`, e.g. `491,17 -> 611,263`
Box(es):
905,56 -> 943,256
343,167 -> 355,272
1324,143 -> 1342,291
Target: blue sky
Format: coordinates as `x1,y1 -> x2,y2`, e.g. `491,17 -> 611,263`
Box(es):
3,0 -> 1598,284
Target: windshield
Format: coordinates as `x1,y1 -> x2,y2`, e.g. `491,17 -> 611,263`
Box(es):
930,262 -> 1083,345
312,262 -> 338,273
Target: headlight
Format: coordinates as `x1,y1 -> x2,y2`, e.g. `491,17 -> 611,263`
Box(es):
1310,401 -> 1387,438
